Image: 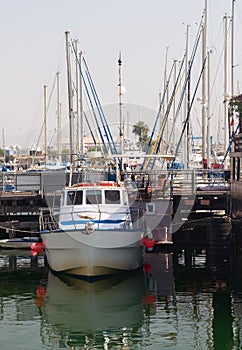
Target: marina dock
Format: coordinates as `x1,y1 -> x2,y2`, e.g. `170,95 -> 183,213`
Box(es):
0,169 -> 231,247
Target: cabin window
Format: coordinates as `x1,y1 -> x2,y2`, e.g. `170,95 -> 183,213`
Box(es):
66,190 -> 83,205
105,190 -> 121,204
86,190 -> 102,204
146,203 -> 155,214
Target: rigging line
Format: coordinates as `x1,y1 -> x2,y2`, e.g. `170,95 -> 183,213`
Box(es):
46,74 -> 57,112
83,111 -> 97,147
29,74 -> 58,161
141,55 -> 186,171
210,19 -> 232,118
30,122 -> 45,166
149,21 -> 203,170
143,52 -> 187,170
47,128 -> 57,152
144,60 -> 176,156
221,123 -> 240,165
83,63 -> 115,154
70,41 -> 109,155
173,56 -> 207,163
83,89 -> 106,156
165,59 -> 189,150
156,57 -> 185,147
82,56 -> 118,155
163,22 -> 204,151
34,75 -> 57,153
165,15 -> 203,147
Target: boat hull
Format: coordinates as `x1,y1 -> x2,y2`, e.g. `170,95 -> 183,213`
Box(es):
41,229 -> 144,277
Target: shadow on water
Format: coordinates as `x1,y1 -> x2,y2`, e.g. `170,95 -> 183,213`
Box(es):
1,223 -> 242,349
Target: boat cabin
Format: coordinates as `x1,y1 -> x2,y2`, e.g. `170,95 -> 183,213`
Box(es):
63,183 -> 129,207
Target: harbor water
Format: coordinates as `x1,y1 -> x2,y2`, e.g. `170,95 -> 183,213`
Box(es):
0,244 -> 242,349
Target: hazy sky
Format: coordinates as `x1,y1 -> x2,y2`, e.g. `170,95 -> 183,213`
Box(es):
0,0 -> 241,149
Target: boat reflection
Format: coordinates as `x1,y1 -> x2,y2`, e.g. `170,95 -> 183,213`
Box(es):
41,269 -> 146,348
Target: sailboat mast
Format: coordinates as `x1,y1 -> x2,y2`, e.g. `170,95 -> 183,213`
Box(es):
230,0 -> 235,138
79,51 -> 84,156
185,25 -> 190,168
56,72 -> 61,162
206,49 -> 211,168
223,14 -> 228,163
44,84 -> 47,165
118,52 -> 124,170
202,0 -> 207,170
65,31 -> 74,164
74,39 -> 80,155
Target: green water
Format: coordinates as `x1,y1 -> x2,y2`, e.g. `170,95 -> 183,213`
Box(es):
0,248 -> 241,349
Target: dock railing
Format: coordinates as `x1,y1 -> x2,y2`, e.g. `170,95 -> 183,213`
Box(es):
123,168 -> 230,198
0,168 -> 230,198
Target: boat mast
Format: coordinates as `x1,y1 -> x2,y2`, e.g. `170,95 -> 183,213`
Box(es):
230,0 -> 235,138
164,46 -> 169,149
223,14 -> 229,164
56,71 -> 61,163
2,129 -> 5,162
118,52 -> 124,171
206,49 -> 211,168
173,59 -> 177,153
79,50 -> 84,156
184,25 -> 190,168
202,0 -> 207,170
74,39 -> 80,155
65,31 -> 74,165
44,84 -> 47,166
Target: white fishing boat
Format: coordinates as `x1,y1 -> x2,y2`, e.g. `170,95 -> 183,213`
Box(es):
39,180 -> 146,277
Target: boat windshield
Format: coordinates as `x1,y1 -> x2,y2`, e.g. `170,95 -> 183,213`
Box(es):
66,190 -> 83,205
86,190 -> 102,204
105,190 -> 121,204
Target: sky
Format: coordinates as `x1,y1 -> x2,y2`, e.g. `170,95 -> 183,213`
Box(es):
0,0 -> 242,150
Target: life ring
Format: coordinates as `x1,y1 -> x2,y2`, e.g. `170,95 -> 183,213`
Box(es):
98,181 -> 117,187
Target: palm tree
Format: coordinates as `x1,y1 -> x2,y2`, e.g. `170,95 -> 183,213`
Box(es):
229,94 -> 242,134
132,121 -> 149,150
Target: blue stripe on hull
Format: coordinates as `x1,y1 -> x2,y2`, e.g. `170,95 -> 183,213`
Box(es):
60,219 -> 125,226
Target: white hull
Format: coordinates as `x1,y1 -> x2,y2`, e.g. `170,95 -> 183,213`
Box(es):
41,229 -> 144,276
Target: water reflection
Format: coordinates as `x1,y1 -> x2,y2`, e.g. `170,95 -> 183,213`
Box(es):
41,270 -> 146,348
1,247 -> 242,349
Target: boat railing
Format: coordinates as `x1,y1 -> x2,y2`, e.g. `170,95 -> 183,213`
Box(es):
39,208 -> 59,232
